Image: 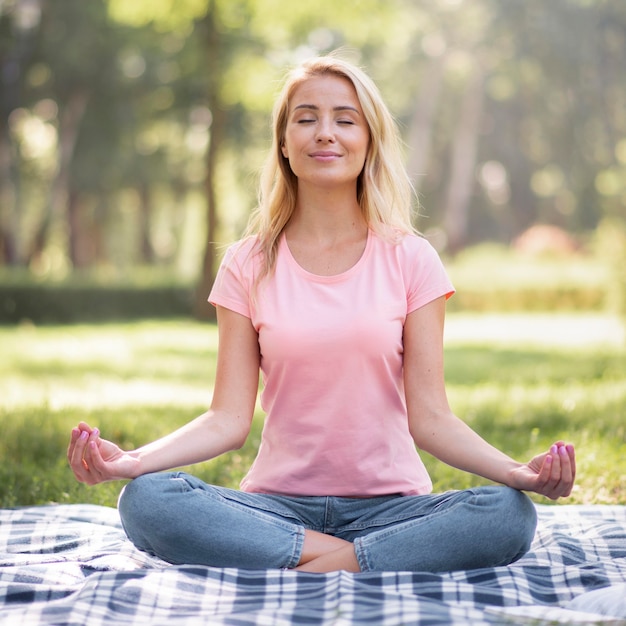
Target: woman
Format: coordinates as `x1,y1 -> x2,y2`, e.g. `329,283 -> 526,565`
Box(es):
68,54 -> 575,573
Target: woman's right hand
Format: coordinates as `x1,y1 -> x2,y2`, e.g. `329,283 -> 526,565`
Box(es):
67,422 -> 141,485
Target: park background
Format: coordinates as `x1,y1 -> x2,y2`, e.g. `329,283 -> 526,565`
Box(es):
0,0 -> 624,508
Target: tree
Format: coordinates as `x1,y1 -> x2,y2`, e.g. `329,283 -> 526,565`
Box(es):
0,0 -> 41,264
106,0 -> 407,317
3,0 -> 624,303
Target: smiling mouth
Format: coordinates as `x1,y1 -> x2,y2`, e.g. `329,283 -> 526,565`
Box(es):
310,152 -> 341,159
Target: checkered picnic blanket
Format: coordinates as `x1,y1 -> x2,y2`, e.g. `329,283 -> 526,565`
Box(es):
0,503 -> 625,625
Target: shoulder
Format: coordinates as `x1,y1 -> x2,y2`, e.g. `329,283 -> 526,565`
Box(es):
212,236 -> 263,296
210,237 -> 263,313
370,229 -> 441,264
397,231 -> 435,253
370,229 -> 454,306
219,236 -> 263,274
222,235 -> 261,262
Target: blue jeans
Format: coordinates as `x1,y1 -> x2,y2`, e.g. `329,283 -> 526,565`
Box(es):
118,472 -> 536,572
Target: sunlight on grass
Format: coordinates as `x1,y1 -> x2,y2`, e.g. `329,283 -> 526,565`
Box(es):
0,320 -> 218,409
0,378 -> 214,411
0,314 -> 624,507
444,312 -> 625,348
441,313 -> 625,505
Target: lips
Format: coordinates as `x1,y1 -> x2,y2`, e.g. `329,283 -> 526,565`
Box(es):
310,151 -> 341,160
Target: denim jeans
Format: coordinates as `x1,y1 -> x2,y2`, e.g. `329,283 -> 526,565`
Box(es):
118,472 -> 537,572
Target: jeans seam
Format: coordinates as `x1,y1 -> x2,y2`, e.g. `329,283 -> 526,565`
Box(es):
353,536 -> 371,572
360,497 -> 470,545
177,475 -> 303,534
354,497 -> 478,571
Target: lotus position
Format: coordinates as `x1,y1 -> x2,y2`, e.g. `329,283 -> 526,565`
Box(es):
68,54 -> 575,573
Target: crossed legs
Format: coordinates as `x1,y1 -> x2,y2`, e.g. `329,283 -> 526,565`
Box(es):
119,474 -> 536,573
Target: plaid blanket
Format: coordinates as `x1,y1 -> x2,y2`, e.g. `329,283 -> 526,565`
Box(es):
0,503 -> 625,625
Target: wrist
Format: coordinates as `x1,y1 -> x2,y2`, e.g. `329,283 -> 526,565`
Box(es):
504,461 -> 527,490
127,450 -> 146,479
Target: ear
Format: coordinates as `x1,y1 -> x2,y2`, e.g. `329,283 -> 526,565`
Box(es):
281,143 -> 288,158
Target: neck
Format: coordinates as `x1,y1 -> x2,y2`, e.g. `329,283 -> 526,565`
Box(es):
288,183 -> 366,243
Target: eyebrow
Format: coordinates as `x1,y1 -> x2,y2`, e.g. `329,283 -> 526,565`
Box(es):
293,104 -> 361,114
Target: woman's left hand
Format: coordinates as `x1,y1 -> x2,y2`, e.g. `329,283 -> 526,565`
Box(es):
509,441 -> 576,500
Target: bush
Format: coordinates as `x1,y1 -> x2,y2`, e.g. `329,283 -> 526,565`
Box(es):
0,240 -> 617,323
592,217 -> 626,317
0,283 -> 195,324
444,244 -> 609,312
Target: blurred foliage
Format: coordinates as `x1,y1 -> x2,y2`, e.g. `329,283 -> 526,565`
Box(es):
1,0 -> 625,317
0,241 -> 618,322
1,235 -> 621,322
591,216 -> 626,316
0,283 -> 194,323
444,243 -> 609,312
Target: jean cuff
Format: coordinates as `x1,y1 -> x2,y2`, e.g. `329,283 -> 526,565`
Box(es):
285,526 -> 306,569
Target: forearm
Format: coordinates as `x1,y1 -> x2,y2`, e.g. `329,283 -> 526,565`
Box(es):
402,303 -> 575,499
411,410 -> 521,486
130,409 -> 250,476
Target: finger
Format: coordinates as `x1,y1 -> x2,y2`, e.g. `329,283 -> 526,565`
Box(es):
67,427 -> 81,463
87,427 -> 100,445
86,439 -> 102,470
534,446 -> 561,499
68,424 -> 92,461
547,445 -> 564,493
567,444 -> 576,481
550,444 -> 563,476
82,428 -> 105,467
83,438 -> 108,485
72,429 -> 89,462
71,426 -> 99,465
77,447 -> 98,484
555,443 -> 576,497
69,430 -> 91,481
544,442 -> 578,499
82,428 -> 101,464
538,445 -> 557,483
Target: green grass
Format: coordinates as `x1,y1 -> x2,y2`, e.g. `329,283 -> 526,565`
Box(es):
0,314 -> 624,508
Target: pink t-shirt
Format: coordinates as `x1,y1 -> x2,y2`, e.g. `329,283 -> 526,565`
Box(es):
209,230 -> 455,497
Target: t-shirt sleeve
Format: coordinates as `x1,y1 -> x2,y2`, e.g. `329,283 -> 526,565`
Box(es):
403,236 -> 455,314
208,241 -> 255,318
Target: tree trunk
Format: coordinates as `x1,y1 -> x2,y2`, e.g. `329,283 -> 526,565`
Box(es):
92,196 -> 109,266
406,53 -> 446,193
0,1 -> 39,266
67,188 -> 97,268
0,130 -> 20,264
67,188 -> 82,268
193,4 -> 223,320
443,65 -> 484,254
138,181 -> 155,264
27,88 -> 90,264
193,106 -> 225,320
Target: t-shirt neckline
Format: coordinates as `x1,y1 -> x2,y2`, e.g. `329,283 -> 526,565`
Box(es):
280,230 -> 372,282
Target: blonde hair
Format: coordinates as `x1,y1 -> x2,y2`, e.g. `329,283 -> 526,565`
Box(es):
245,54 -> 417,282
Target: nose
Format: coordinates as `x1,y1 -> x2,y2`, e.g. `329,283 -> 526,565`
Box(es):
315,119 -> 335,142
